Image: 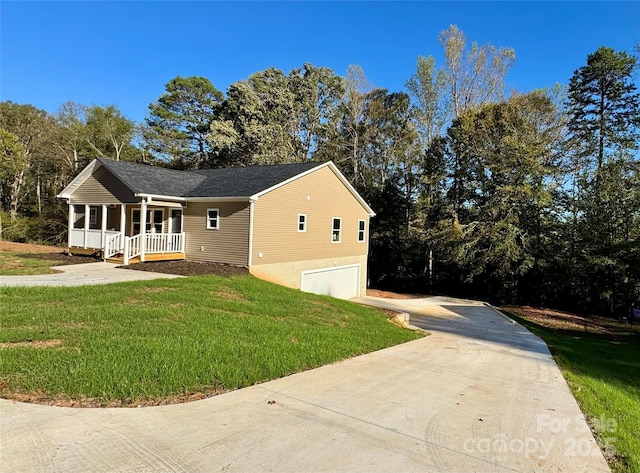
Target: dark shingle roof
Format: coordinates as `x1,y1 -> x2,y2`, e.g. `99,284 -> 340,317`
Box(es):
96,158 -> 321,198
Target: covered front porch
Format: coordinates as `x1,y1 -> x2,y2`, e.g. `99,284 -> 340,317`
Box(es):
66,201 -> 185,265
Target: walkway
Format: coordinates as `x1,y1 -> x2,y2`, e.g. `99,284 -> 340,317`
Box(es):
0,262 -> 182,287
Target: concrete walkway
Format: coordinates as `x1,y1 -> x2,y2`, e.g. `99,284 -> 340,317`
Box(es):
0,297 -> 610,472
0,262 -> 183,287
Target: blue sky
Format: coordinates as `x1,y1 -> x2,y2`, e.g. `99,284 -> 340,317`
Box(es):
1,1 -> 638,123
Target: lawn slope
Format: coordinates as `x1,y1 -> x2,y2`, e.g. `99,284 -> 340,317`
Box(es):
0,275 -> 421,406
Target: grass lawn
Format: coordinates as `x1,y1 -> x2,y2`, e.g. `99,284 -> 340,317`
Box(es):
0,275 -> 421,407
0,251 -> 64,275
502,307 -> 640,473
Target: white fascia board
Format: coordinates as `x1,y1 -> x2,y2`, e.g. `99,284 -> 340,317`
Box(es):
56,159 -> 101,200
137,193 -> 253,203
136,193 -> 186,202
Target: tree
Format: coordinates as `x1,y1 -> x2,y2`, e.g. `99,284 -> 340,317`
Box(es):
563,47 -> 640,314
55,101 -> 89,173
438,25 -> 515,119
405,55 -> 449,147
0,128 -> 27,222
340,65 -> 374,186
288,64 -> 344,160
145,76 -> 224,169
85,105 -> 135,161
425,91 -> 562,302
566,46 -> 639,188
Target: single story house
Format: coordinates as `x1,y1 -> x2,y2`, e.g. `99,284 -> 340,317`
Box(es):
57,158 -> 375,299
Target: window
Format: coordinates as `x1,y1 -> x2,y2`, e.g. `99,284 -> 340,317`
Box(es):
332,217 -> 342,243
207,208 -> 219,230
132,209 -> 164,234
358,219 -> 366,242
89,207 -> 98,225
298,214 -> 307,232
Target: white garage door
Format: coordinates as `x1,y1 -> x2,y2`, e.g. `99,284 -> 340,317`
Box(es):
301,264 -> 361,300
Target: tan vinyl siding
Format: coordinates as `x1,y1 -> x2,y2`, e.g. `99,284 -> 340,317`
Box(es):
70,166 -> 137,204
183,201 -> 250,266
251,166 -> 370,266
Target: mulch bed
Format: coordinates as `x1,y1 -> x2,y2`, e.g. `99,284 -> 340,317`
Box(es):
120,260 -> 249,277
20,252 -> 101,265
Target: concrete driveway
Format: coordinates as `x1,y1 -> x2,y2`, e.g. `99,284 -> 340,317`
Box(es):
0,262 -> 182,287
0,296 -> 610,472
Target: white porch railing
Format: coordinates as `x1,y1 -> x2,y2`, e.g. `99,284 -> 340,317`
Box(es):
70,229 -> 184,263
69,229 -> 120,250
105,233 -> 124,258
126,234 -> 141,262
125,233 -> 184,264
145,233 -> 185,254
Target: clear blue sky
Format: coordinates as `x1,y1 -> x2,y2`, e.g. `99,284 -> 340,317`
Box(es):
1,1 -> 638,123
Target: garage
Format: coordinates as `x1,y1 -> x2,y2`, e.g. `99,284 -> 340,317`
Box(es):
301,264 -> 361,300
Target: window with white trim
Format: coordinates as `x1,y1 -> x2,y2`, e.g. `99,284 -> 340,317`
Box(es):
207,208 -> 220,230
358,219 -> 366,242
132,209 -> 163,234
332,217 -> 342,243
298,214 -> 307,232
89,207 -> 98,225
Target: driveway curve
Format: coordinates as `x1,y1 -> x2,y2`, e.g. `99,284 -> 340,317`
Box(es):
0,296 -> 609,472
0,262 -> 182,287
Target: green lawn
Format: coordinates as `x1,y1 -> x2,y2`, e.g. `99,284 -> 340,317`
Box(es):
0,251 -> 62,275
502,310 -> 640,473
0,275 -> 421,406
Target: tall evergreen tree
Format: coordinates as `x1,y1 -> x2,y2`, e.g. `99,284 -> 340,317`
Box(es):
564,46 -> 640,314
145,76 -> 224,169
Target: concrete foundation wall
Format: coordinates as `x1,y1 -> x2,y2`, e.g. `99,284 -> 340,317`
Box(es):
250,254 -> 368,296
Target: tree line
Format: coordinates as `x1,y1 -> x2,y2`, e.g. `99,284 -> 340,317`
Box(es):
1,26 -> 638,316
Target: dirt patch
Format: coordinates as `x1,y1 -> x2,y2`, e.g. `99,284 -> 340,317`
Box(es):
502,306 -> 639,336
0,241 -> 64,253
1,241 -> 101,265
213,287 -> 249,301
0,339 -> 63,349
121,260 -> 249,277
367,289 -> 428,299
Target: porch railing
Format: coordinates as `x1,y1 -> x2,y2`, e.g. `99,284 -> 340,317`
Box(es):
105,233 -> 124,259
70,229 -> 185,263
69,229 -> 120,251
145,233 -> 185,254
126,234 -> 141,262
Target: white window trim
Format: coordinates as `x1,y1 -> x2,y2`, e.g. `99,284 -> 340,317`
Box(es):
331,217 -> 342,243
298,213 -> 307,233
358,219 -> 366,243
132,208 -> 164,234
207,208 -> 220,230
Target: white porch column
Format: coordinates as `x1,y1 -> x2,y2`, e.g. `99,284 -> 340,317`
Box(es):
83,204 -> 90,249
101,204 -> 108,259
140,198 -> 147,262
120,204 -> 127,252
67,203 -> 74,252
